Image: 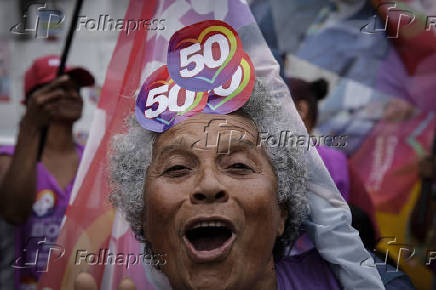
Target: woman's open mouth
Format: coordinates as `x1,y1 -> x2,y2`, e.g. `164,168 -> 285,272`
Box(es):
183,218 -> 236,263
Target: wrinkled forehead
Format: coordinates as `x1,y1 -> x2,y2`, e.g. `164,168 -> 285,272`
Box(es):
152,112 -> 261,158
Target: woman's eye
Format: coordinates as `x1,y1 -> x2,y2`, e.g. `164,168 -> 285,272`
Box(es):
228,163 -> 254,174
163,165 -> 190,177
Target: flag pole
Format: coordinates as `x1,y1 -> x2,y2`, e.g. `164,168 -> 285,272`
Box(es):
36,0 -> 84,161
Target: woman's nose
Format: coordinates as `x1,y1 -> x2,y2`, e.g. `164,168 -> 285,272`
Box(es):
190,168 -> 228,204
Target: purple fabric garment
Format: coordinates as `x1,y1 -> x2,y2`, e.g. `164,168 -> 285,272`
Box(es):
276,248 -> 341,289
290,146 -> 350,256
0,145 -> 84,290
316,145 -> 350,201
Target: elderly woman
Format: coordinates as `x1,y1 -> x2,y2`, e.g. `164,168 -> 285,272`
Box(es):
107,80 -> 345,289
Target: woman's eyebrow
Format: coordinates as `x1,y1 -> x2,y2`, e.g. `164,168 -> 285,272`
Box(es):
154,144 -> 194,161
227,140 -> 256,152
223,142 -> 262,160
220,124 -> 259,141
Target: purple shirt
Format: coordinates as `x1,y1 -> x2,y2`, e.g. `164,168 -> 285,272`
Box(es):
291,146 -> 350,256
276,249 -> 341,289
316,146 -> 350,201
0,145 -> 83,290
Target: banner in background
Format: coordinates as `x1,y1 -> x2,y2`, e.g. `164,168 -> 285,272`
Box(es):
39,0 -> 159,288
282,0 -> 436,288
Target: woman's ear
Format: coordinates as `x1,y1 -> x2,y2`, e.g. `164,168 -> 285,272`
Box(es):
277,205 -> 287,237
295,100 -> 312,132
142,209 -> 150,241
296,100 -> 309,123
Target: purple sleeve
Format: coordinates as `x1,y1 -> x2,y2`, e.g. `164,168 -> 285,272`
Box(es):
276,249 -> 341,289
75,144 -> 85,159
1,145 -> 84,157
0,146 -> 15,156
316,146 -> 350,201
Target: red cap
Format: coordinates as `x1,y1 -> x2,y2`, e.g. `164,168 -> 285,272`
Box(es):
23,54 -> 95,103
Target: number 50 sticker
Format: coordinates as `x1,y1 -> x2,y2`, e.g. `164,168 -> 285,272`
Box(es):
136,66 -> 208,132
167,20 -> 243,92
204,52 -> 255,114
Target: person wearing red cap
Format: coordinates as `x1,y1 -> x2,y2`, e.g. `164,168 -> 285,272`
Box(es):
0,55 -> 94,289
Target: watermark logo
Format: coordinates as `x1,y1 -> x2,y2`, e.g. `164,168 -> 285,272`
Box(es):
192,119 -> 249,154
10,1 -> 64,39
426,16 -> 436,31
191,118 -> 348,153
361,2 -> 436,37
10,237 -> 168,272
373,236 -> 415,272
10,1 -> 166,38
77,15 -> 166,35
257,131 -> 348,151
10,236 -> 65,272
360,236 -> 436,271
361,2 -> 415,38
75,249 -> 167,269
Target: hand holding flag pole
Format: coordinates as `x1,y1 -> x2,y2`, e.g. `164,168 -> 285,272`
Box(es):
36,0 -> 84,161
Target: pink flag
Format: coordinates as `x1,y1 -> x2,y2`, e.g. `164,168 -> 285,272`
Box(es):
39,1 -> 160,289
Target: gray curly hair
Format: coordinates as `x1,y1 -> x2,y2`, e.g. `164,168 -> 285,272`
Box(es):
109,79 -> 309,260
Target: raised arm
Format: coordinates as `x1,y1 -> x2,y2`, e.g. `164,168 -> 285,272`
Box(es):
0,75 -> 72,225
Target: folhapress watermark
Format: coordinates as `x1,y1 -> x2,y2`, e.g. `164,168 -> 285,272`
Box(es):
191,118 -> 348,153
77,15 -> 166,35
75,249 -> 167,269
10,1 -> 166,38
10,236 -> 65,272
361,1 -> 436,38
10,236 -> 167,272
10,1 -> 64,39
257,131 -> 348,151
360,236 -> 436,272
